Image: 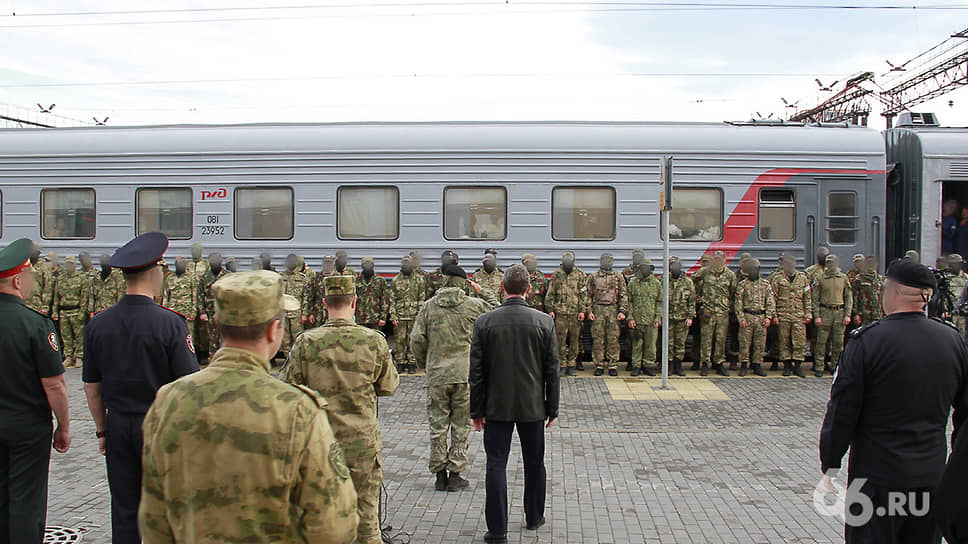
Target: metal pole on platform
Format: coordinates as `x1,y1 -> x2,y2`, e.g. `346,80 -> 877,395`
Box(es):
660,156 -> 673,389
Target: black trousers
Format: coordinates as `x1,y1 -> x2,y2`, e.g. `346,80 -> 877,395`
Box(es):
483,420 -> 546,535
845,479 -> 940,544
0,424 -> 52,544
106,412 -> 145,544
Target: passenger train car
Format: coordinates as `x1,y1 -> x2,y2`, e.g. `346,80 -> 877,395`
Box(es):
0,121 -> 889,273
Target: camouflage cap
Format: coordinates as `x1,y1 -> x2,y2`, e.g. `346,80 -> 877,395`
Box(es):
521,253 -> 537,262
335,249 -> 348,258
401,255 -> 413,264
562,251 -> 575,259
46,251 -> 59,262
64,255 -> 76,264
225,256 -> 236,264
948,253 -> 964,264
361,256 -> 374,265
826,254 -> 840,264
751,258 -> 761,267
853,253 -> 865,262
324,274 -> 355,296
739,252 -> 752,262
600,252 -> 613,259
213,270 -> 299,327
322,255 -> 335,263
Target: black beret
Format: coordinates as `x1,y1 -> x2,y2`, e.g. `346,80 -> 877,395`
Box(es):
886,259 -> 937,290
110,232 -> 169,272
442,264 -> 467,279
441,250 -> 458,259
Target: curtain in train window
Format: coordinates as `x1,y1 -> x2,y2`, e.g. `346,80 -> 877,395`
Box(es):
136,188 -> 192,239
41,188 -> 95,239
828,192 -> 857,244
552,187 -> 616,240
444,187 -> 506,240
234,187 -> 294,239
338,186 -> 399,240
758,189 -> 796,241
668,188 -> 722,241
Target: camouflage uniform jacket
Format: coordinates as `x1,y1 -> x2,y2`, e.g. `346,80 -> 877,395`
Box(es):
388,272 -> 426,321
410,287 -> 497,386
301,271 -> 338,322
947,271 -> 967,311
26,260 -> 54,313
851,272 -> 884,323
425,268 -> 445,300
355,273 -> 389,325
282,268 -> 311,320
89,269 -> 124,315
52,270 -> 90,315
472,268 -> 504,298
812,270 -> 854,318
526,270 -> 548,311
544,267 -> 587,315
669,275 -> 697,321
140,347 -> 359,544
197,268 -> 227,319
734,277 -> 776,317
586,269 -> 627,314
694,267 -> 736,315
770,271 -> 812,321
283,318 -> 399,443
627,275 -> 663,324
163,272 -> 197,318
804,263 -> 825,285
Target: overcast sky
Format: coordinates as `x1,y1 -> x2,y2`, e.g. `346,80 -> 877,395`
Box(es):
1,0 -> 967,128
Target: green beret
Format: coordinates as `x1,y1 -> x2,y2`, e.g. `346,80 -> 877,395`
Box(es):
213,270 -> 299,327
324,274 -> 355,296
0,238 -> 34,278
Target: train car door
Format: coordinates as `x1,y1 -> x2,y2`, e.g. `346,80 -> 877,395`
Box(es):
818,178 -> 867,262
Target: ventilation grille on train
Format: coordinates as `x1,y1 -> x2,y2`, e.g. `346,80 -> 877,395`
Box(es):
951,162 -> 968,179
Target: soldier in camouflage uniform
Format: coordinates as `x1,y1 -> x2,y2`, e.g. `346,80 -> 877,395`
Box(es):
411,269 -> 497,492
522,253 -> 547,311
302,255 -> 337,327
804,246 -> 830,362
626,259 -> 662,376
79,251 -> 97,280
545,251 -> 587,375
693,250 -> 736,376
250,256 -> 263,271
197,253 -> 228,352
89,253 -> 124,317
355,256 -> 388,330
851,257 -> 885,328
622,249 -> 645,280
621,249 -> 646,371
140,270 -> 359,544
846,253 -> 865,283
187,243 -> 210,355
258,252 -> 277,273
26,243 -> 54,315
472,253 -> 503,297
946,254 -> 967,334
299,255 -> 315,282
163,257 -> 197,324
587,253 -> 628,376
409,250 -> 428,283
389,255 -> 425,374
426,250 -> 458,299
735,259 -> 776,377
283,275 -> 399,544
334,250 -> 354,276
689,254 -> 712,370
667,256 -> 695,376
52,256 -> 89,367
770,254 -> 812,377
734,252 -> 753,284
282,254 -> 311,355
812,254 -> 853,377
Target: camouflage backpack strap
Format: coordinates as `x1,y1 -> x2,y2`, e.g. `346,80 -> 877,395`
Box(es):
291,383 -> 328,410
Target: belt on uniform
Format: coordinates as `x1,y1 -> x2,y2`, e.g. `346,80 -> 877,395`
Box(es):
820,304 -> 844,310
59,304 -> 80,311
743,310 -> 765,315
594,302 -> 617,306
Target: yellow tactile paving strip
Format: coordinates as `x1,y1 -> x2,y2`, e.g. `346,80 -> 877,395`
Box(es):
604,378 -> 730,401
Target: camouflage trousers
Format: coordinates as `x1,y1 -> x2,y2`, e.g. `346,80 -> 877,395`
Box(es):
192,318 -> 209,354
777,319 -> 807,361
282,314 -> 303,354
555,314 -> 582,369
336,430 -> 383,544
58,309 -> 85,363
700,312 -> 729,365
738,313 -> 768,365
206,318 -> 221,354
393,320 -> 416,367
815,307 -> 847,366
591,304 -> 621,370
668,319 -> 690,361
426,383 -> 470,474
630,323 -> 658,369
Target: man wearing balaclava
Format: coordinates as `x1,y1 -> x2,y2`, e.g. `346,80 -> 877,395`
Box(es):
302,255 -> 337,327
622,249 -> 646,281
587,252 -> 627,376
79,251 -> 97,279
693,250 -> 737,376
812,254 -> 853,377
280,253 -> 310,356
259,252 -> 276,273
426,250 -> 459,300
163,257 -> 197,326
25,243 -> 54,315
667,256 -> 696,376
224,257 -> 237,273
390,255 -> 425,374
52,256 -> 90,368
769,252 -> 812,377
735,259 -> 775,377
521,253 -> 547,312
334,250 -> 353,275
851,253 -> 885,330
803,245 -> 830,365
545,251 -> 588,376
355,257 -> 388,333
197,253 -> 227,353
627,258 -> 662,376
472,251 -> 503,298
187,243 -> 210,355
89,252 -> 124,317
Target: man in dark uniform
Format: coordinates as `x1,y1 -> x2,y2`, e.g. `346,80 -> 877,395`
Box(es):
820,259 -> 968,544
0,238 -> 71,544
82,232 -> 199,544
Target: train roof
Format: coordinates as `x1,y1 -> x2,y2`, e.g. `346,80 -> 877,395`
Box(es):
0,120 -> 886,157
885,126 -> 968,159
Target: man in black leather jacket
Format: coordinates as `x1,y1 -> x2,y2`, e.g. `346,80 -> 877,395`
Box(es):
470,264 -> 559,543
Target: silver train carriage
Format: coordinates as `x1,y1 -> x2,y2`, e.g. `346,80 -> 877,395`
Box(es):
0,121 -> 886,274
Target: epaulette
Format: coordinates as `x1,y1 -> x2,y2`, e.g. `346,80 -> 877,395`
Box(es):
160,305 -> 186,319
291,383 -> 328,409
849,320 -> 880,339
25,304 -> 55,323
930,316 -> 959,331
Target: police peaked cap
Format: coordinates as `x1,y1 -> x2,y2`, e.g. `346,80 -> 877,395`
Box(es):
110,232 -> 168,272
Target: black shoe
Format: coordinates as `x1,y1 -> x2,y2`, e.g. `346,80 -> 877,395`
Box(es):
608,369 -> 618,377
576,361 -> 585,371
674,360 -> 686,377
753,363 -> 767,377
407,364 -> 417,375
566,367 -> 576,376
717,364 -> 730,377
770,361 -> 779,371
691,361 -> 701,371
630,367 -> 641,377
700,363 -> 709,376
782,361 -> 792,377
738,362 -> 748,377
447,471 -> 469,492
559,367 -> 566,377
484,532 -> 508,543
643,365 -> 656,377
594,368 -> 604,376
793,362 -> 806,378
435,471 -> 448,491
625,362 -> 633,372
526,517 -> 546,531
814,365 -> 824,378
396,363 -> 405,374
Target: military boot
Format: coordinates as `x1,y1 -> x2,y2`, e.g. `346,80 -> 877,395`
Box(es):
782,360 -> 792,377
700,362 -> 709,376
447,471 -> 469,492
691,361 -> 701,371
717,363 -> 730,377
630,366 -> 641,377
576,361 -> 585,371
566,367 -> 577,377
594,368 -> 604,376
674,360 -> 686,377
435,471 -> 448,491
407,364 -> 417,375
625,362 -> 633,372
643,365 -> 656,377
793,361 -> 806,378
608,368 -> 618,377
396,363 -> 405,374
814,363 -> 824,378
559,367 -> 566,377
770,361 -> 779,371
753,363 -> 767,377
738,362 -> 748,377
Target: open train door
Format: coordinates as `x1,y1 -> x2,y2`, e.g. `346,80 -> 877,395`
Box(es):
817,177 -> 869,265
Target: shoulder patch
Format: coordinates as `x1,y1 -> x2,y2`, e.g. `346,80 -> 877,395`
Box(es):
930,316 -> 959,331
849,320 -> 880,338
186,334 -> 195,354
48,332 -> 60,353
328,441 -> 351,480
292,383 -> 328,409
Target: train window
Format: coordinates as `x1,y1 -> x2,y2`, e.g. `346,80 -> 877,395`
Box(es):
41,188 -> 95,240
337,186 -> 399,240
443,187 -> 506,240
668,188 -> 722,241
552,187 -> 616,240
234,187 -> 294,240
828,192 -> 858,244
758,189 -> 796,241
136,188 -> 192,239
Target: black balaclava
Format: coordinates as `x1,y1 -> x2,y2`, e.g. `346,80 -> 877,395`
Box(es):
175,259 -> 188,275
669,260 -> 682,279
562,253 -> 575,274
286,254 -> 299,272
209,254 -> 223,275
362,260 -> 375,279
600,254 -> 613,273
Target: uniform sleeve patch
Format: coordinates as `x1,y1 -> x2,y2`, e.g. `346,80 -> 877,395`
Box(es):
186,334 -> 195,354
48,332 -> 59,353
328,441 -> 351,480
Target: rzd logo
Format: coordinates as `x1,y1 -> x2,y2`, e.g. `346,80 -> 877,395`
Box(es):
200,188 -> 227,200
